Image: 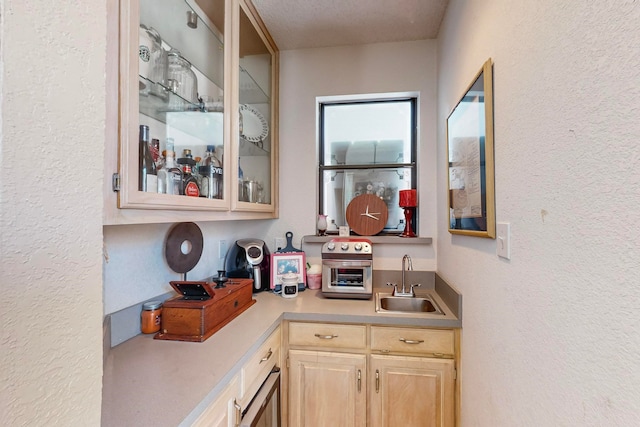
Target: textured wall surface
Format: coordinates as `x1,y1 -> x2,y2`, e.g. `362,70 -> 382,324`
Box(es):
437,1 -> 640,425
0,0 -> 106,425
103,220 -> 279,314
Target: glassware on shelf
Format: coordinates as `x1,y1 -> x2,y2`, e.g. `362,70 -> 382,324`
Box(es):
167,49 -> 198,109
139,25 -> 167,98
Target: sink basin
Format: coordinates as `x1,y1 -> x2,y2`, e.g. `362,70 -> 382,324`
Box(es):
375,293 -> 444,315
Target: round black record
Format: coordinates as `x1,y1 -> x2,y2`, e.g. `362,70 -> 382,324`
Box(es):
164,222 -> 204,274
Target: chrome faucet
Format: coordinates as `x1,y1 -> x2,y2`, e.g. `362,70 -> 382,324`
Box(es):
388,254 -> 420,297
401,254 -> 412,294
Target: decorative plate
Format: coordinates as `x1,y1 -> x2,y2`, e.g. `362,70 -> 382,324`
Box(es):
240,104 -> 269,143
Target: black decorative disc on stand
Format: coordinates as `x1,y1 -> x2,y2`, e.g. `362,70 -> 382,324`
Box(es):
164,222 -> 204,276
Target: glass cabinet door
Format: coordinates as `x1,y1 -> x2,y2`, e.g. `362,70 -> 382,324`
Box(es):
234,2 -> 276,211
119,0 -> 229,210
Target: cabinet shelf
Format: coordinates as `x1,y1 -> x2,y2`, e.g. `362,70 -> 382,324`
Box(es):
139,77 -> 204,116
240,136 -> 269,156
239,66 -> 269,104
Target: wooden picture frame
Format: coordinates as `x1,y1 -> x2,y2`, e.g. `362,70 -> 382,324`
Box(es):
270,252 -> 307,291
446,58 -> 496,238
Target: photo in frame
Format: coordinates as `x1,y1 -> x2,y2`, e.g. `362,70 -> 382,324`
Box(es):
446,58 -> 496,238
270,252 -> 307,292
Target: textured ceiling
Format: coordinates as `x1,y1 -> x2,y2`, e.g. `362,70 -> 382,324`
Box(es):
251,0 -> 450,50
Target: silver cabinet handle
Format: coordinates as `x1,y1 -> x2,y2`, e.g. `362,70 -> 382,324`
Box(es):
375,369 -> 380,393
399,338 -> 424,345
314,333 -> 338,339
233,399 -> 241,427
357,369 -> 361,392
259,348 -> 273,363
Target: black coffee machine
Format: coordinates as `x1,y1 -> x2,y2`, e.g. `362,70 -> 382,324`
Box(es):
225,239 -> 270,292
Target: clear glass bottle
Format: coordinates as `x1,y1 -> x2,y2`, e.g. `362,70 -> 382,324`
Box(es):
199,145 -> 223,199
158,150 -> 181,195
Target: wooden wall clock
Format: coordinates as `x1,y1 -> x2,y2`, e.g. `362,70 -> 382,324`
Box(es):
345,194 -> 389,236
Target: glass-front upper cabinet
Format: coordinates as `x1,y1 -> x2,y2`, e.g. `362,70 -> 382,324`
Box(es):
109,0 -> 278,223
232,1 -> 277,212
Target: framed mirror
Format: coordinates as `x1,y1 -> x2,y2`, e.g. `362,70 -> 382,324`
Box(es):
446,58 -> 495,238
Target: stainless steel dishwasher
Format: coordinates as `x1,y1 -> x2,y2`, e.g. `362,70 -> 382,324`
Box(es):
236,368 -> 281,426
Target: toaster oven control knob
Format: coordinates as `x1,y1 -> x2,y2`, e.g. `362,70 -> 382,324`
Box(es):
341,242 -> 349,251
326,242 -> 335,251
354,242 -> 363,251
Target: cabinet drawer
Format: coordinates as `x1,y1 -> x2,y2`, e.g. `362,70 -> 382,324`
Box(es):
288,322 -> 367,349
240,327 -> 281,405
370,326 -> 454,356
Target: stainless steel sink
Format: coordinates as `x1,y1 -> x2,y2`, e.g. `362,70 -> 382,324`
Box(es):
375,292 -> 445,315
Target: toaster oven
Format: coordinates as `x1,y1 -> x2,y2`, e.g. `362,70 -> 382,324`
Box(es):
321,238 -> 373,299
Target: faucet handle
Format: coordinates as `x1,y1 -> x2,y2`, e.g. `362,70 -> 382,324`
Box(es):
386,282 -> 398,295
409,283 -> 421,295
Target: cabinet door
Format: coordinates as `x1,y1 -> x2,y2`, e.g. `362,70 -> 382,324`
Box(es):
232,0 -> 278,213
117,0 -> 229,212
370,355 -> 455,427
192,376 -> 238,427
288,350 -> 366,427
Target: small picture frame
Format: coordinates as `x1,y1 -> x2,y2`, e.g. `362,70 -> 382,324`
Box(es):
270,252 -> 307,291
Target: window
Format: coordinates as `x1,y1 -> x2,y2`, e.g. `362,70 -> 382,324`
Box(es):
319,94 -> 418,235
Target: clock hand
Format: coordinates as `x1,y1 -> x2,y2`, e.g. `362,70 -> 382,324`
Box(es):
365,213 -> 379,220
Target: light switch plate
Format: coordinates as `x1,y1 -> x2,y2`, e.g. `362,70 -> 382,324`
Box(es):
496,222 -> 511,259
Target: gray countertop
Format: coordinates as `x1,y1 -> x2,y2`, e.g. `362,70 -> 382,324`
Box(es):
101,278 -> 461,427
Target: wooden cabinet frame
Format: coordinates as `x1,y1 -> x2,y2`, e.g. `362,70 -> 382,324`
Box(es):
282,321 -> 460,427
104,0 -> 279,225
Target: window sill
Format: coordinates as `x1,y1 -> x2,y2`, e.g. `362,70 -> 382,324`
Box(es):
302,235 -> 432,245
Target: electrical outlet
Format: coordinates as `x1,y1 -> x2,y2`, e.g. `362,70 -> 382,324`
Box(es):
219,239 -> 228,259
275,237 -> 286,251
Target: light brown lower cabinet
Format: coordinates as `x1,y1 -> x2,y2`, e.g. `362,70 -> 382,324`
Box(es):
285,322 -> 457,427
369,354 -> 455,427
288,350 -> 367,427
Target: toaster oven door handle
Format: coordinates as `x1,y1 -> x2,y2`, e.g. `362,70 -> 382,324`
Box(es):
322,260 -> 372,268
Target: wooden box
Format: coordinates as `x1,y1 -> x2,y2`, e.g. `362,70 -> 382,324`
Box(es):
155,278 -> 255,342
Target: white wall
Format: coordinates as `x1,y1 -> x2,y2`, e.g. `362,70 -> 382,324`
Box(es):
0,1 -> 105,425
103,220 -> 277,313
437,1 -> 640,425
278,40 -> 439,270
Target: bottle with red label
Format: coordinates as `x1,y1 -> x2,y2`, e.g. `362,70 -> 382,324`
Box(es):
177,149 -> 200,197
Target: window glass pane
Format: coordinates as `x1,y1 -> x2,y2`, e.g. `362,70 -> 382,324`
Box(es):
322,167 -> 413,233
323,101 -> 413,166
